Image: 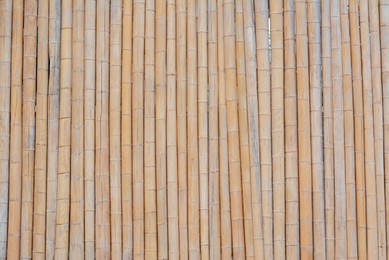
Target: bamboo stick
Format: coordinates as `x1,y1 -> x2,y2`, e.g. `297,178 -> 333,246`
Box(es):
144,0 -> 157,258
109,0 -> 122,258
7,0 -> 24,258
284,0 -> 300,258
95,0 -> 110,257
84,0 -> 96,258
217,0 -> 232,258
121,0 -> 133,257
21,0 -> 38,258
33,0 -> 49,257
0,0 -> 12,257
269,0 -> 285,258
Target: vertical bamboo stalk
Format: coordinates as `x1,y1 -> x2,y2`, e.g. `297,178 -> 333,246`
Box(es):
144,0 -> 157,258
55,0 -> 71,258
133,0 -> 145,258
176,0 -> 189,258
84,0 -> 96,258
33,0 -> 49,257
121,0 -> 133,257
95,0 -> 110,257
21,0 -> 38,258
224,1 -> 246,258
109,0 -> 122,258
217,0 -> 232,258
0,0 -> 12,257
269,1 -> 285,258
283,0 -> 300,258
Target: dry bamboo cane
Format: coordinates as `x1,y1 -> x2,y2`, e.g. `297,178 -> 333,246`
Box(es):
32,0 -> 49,257
54,0 -> 72,258
349,0 -> 367,258
84,0 -> 96,258
331,0 -> 347,258
0,0 -> 12,257
208,0 -> 221,258
187,0 -> 200,257
242,0 -> 265,258
95,0 -> 111,257
156,0 -> 168,258
224,1 -> 246,258
69,0 -> 84,257
109,0 -> 123,258
121,0 -> 133,257
339,0 -> 358,258
321,0 -> 335,258
21,0 -> 38,258
360,0 -> 379,258
198,0 -> 210,258
144,0 -> 157,258
7,0 -> 24,258
283,0 -> 300,258
368,1 -> 387,258
217,0 -> 232,258
269,1 -> 285,258
176,0 -> 189,258
167,0 -> 180,258
235,1 -> 255,258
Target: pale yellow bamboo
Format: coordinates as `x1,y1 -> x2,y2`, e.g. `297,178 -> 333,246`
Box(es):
284,0 -> 300,258
21,0 -> 38,258
109,0 -> 122,258
144,0 -> 157,258
7,0 -> 24,258
0,0 -> 12,256
95,0 -> 110,257
121,0 -> 133,257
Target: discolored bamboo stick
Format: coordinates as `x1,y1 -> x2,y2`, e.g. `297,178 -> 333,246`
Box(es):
144,0 -> 157,258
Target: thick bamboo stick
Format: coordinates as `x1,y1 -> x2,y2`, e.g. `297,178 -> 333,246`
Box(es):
0,0 -> 12,257
7,0 -> 24,258
284,0 -> 300,258
144,0 -> 157,258
109,0 -> 122,258
21,0 -> 38,258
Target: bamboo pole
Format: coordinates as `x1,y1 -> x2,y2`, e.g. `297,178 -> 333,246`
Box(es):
269,1 -> 285,258
187,0 -> 200,257
144,0 -> 157,258
109,0 -> 122,258
284,0 -> 300,258
21,0 -> 38,258
7,0 -> 24,258
217,0 -> 232,258
84,0 -> 96,258
360,0 -> 379,258
0,0 -> 12,257
121,0 -> 133,257
95,0 -> 110,257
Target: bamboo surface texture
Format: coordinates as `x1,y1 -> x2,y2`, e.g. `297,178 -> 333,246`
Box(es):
1,0 -> 389,259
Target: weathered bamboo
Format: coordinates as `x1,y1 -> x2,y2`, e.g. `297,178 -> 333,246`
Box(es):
0,0 -> 12,257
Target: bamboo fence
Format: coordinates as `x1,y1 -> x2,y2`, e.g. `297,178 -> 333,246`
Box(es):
1,0 -> 389,259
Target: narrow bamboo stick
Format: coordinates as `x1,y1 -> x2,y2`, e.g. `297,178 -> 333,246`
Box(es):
217,0 -> 232,258
7,0 -> 24,258
109,0 -> 123,258
144,0 -> 157,258
21,0 -> 38,258
121,0 -> 133,257
269,1 -> 285,258
0,0 -> 12,257
224,1 -> 246,258
349,0 -> 367,258
33,0 -> 49,257
284,0 -> 300,258
95,0 -> 110,257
